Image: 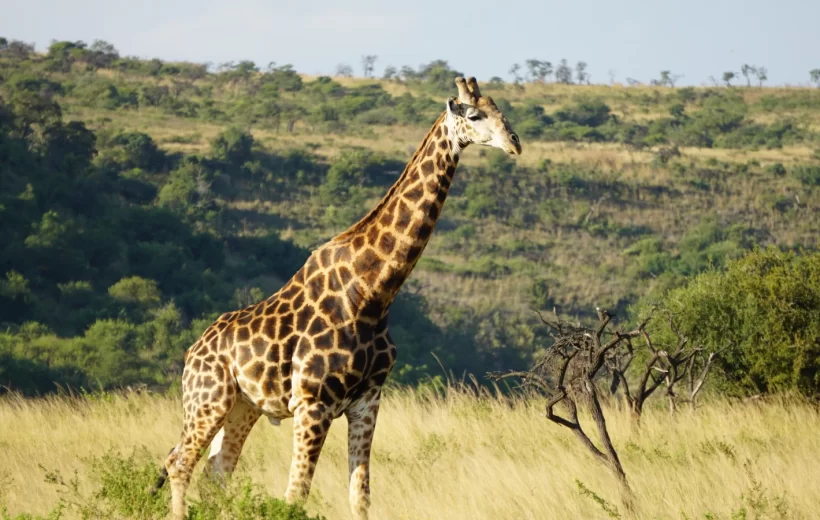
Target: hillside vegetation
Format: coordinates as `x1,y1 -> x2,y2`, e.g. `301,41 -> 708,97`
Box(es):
1,38 -> 820,395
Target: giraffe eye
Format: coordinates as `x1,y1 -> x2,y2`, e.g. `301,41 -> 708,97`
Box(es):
467,113 -> 481,121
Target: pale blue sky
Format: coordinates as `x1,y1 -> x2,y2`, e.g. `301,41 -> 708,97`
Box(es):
2,0 -> 818,86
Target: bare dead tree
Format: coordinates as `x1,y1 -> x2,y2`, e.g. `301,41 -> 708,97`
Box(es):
489,308 -> 641,511
489,307 -> 728,512
606,312 -> 730,419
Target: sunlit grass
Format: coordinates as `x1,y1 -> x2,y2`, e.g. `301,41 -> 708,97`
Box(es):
1,389 -> 818,519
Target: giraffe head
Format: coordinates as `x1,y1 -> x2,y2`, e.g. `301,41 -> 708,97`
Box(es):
445,77 -> 522,155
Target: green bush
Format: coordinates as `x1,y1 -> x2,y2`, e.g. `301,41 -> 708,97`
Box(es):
792,164 -> 820,186
11,449 -> 325,520
640,248 -> 820,395
210,127 -> 254,166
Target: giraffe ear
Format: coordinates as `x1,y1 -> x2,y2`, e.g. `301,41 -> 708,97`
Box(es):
446,98 -> 463,117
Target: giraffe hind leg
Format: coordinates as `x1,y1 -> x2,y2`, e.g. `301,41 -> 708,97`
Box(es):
165,385 -> 236,519
204,399 -> 262,484
346,390 -> 382,520
285,400 -> 335,505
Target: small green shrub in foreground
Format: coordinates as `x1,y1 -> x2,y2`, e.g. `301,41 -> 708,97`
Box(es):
0,449 -> 323,520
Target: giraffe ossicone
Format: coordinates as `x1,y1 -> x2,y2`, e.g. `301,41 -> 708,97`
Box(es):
157,76 -> 521,520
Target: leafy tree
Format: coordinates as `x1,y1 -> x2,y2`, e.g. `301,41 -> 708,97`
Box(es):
554,99 -> 611,127
335,63 -> 353,77
382,65 -> 397,80
209,127 -> 254,165
575,61 -> 589,85
525,59 -> 553,83
508,63 -> 523,84
754,66 -> 768,87
361,55 -> 377,78
46,40 -> 88,72
811,69 -> 820,88
415,60 -> 463,92
659,70 -> 683,87
740,64 -> 756,87
108,276 -> 162,308
642,248 -> 820,395
722,71 -> 736,87
555,59 -> 573,84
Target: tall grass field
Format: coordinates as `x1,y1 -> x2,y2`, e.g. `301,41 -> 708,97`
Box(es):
1,389 -> 818,519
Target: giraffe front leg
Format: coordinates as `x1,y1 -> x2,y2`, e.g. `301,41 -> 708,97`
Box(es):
284,401 -> 333,505
345,390 -> 382,520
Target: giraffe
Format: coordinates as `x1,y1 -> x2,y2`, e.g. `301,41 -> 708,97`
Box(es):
155,76 -> 521,520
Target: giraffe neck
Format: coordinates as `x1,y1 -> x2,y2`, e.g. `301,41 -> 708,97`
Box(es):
330,112 -> 460,311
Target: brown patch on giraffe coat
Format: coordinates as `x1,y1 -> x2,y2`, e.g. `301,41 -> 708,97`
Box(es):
412,221 -> 433,241
382,268 -> 404,293
403,183 -> 424,203
353,249 -> 384,286
338,266 -> 353,286
327,270 -> 343,293
347,281 -> 365,311
314,330 -> 335,350
420,160 -> 434,175
238,344 -> 253,365
278,313 -> 294,339
292,292 -> 305,310
427,203 -> 440,221
319,248 -> 332,267
366,225 -> 379,246
394,201 -> 412,232
266,346 -> 280,363
304,355 -> 325,379
336,325 -> 355,348
328,352 -> 350,373
280,284 -> 299,300
306,273 -> 325,302
296,306 -> 315,332
246,361 -> 265,380
377,233 -> 395,255
250,318 -> 262,335
378,211 -> 393,227
324,375 -> 346,400
262,317 -> 277,339
352,349 -> 367,373
295,337 -> 312,358
406,245 -> 423,263
252,337 -> 267,357
361,298 -> 383,322
307,316 -> 328,336
320,295 -> 348,325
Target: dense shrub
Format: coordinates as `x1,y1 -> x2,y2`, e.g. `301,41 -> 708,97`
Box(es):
640,248 -> 820,395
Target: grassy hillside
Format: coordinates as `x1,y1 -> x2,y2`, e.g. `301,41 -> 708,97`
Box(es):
1,39 -> 820,393
1,389 -> 819,519
34,52 -> 820,317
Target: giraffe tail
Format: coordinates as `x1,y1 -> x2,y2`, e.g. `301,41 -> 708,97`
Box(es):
149,446 -> 175,494
150,466 -> 168,494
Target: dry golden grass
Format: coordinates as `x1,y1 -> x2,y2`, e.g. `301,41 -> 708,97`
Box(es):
1,390 -> 819,519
